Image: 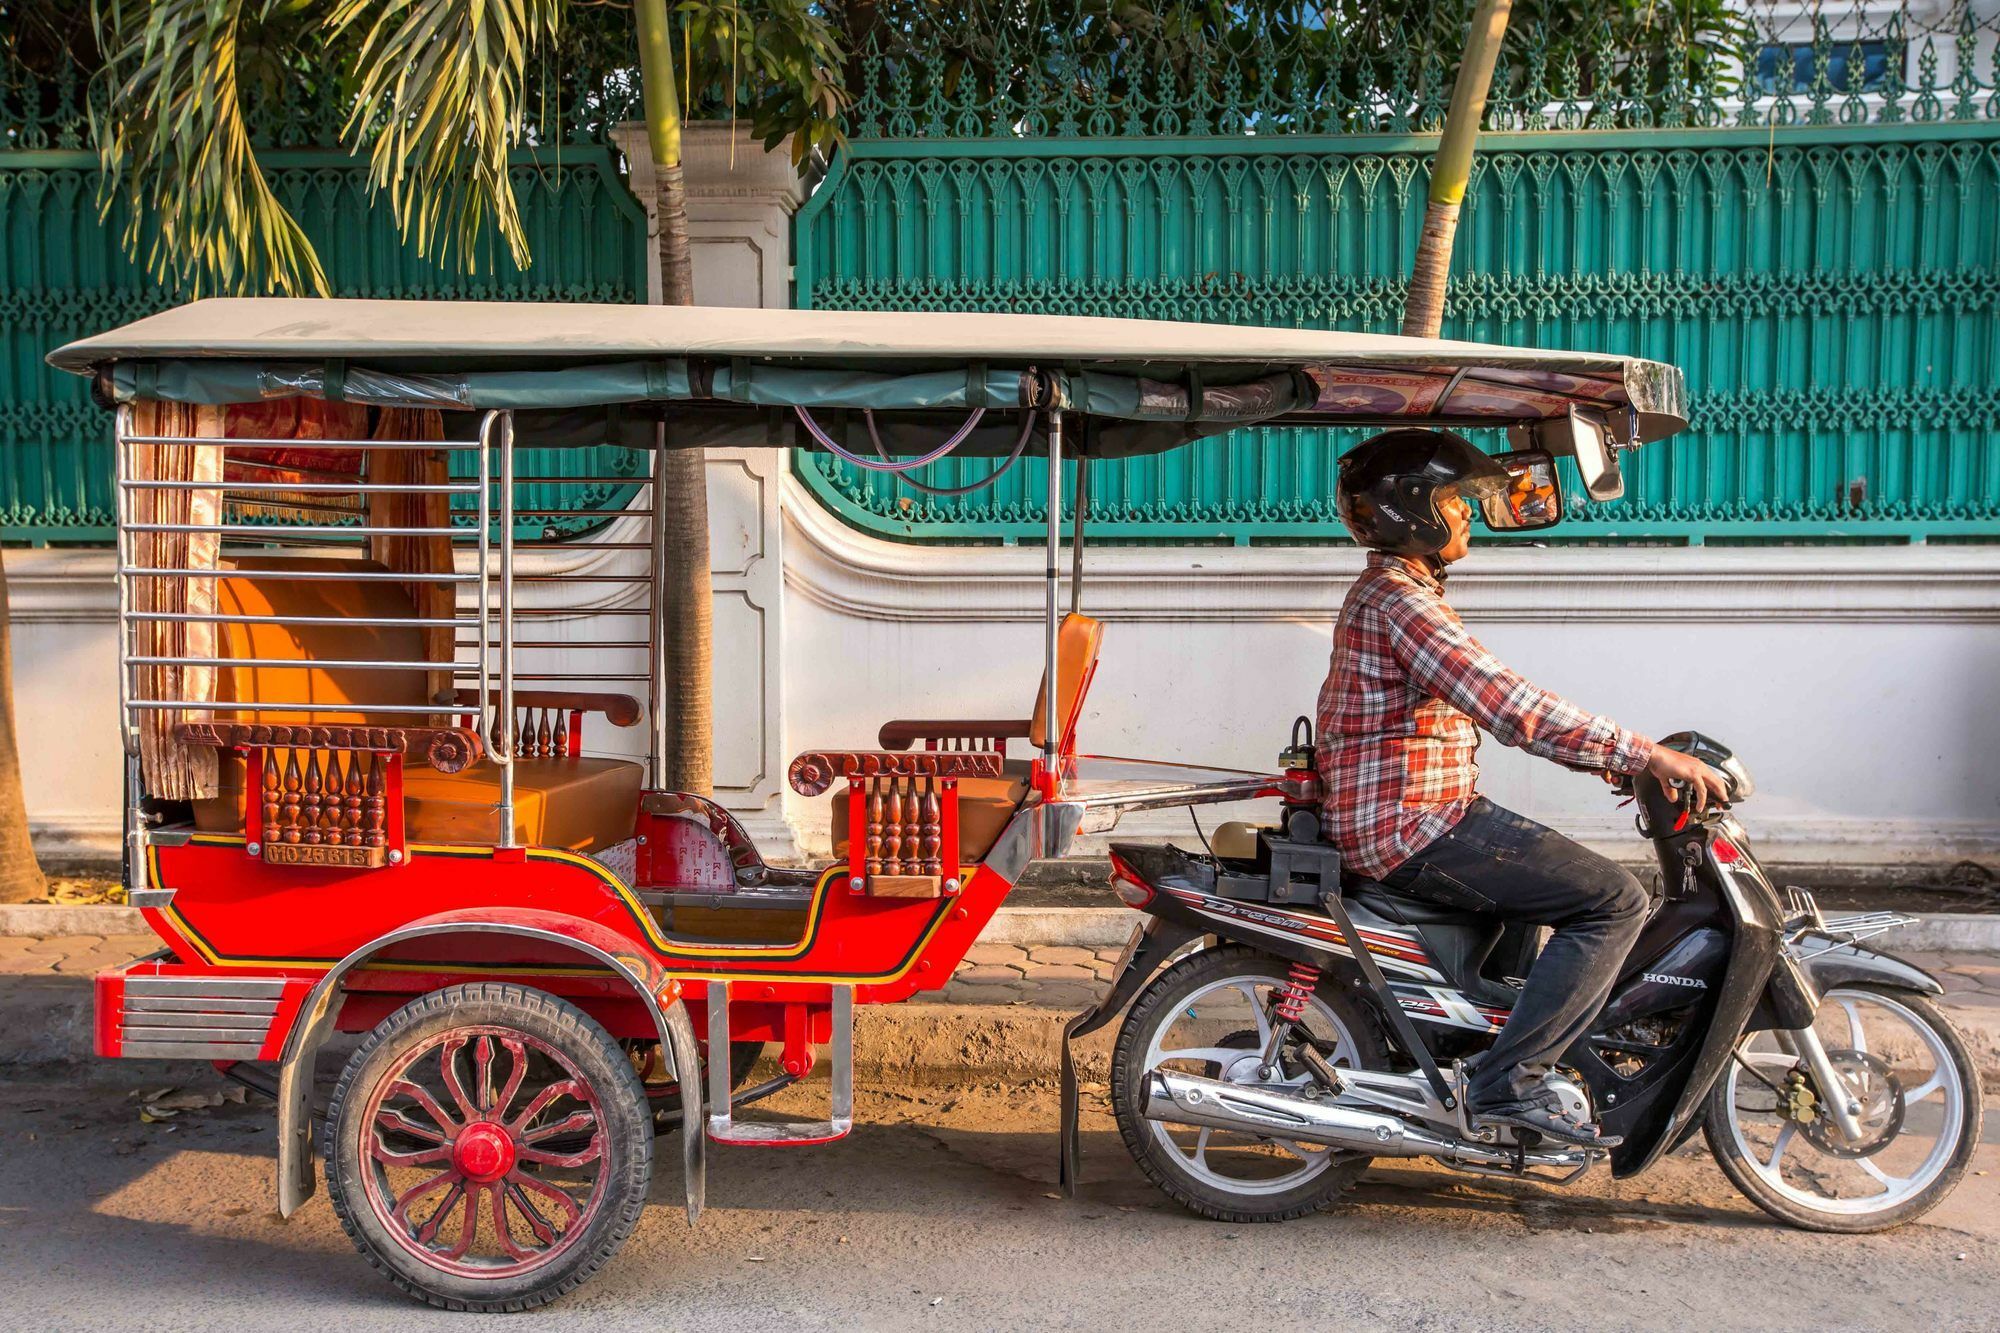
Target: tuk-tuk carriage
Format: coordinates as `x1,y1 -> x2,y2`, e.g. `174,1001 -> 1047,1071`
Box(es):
49,299 -> 1690,1309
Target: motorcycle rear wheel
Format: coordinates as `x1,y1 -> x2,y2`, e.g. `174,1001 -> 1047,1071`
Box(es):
1705,983 -> 1981,1233
1110,945 -> 1385,1223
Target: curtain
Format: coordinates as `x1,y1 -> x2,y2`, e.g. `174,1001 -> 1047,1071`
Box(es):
129,399 -> 225,800
366,408 -> 454,711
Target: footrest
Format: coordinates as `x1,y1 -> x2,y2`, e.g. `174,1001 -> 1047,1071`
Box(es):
705,981 -> 853,1147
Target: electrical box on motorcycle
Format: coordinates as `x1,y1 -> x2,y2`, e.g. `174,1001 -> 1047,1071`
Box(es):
45,299 -> 1974,1310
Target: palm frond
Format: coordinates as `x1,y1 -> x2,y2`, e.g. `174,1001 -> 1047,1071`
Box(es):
90,0 -> 330,296
328,0 -> 563,273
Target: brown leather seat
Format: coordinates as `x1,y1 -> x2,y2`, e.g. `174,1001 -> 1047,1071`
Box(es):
189,556 -> 641,854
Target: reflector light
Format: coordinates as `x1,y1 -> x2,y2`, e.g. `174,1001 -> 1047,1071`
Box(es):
1712,837 -> 1741,864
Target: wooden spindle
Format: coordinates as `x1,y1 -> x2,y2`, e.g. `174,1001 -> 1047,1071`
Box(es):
899,777 -> 921,873
319,750 -> 344,844
536,708 -> 552,757
363,754 -> 387,848
343,750 -> 365,846
864,781 -> 886,877
281,749 -> 303,844
261,749 -> 281,839
554,709 -> 571,757
919,777 -> 942,875
299,749 -> 323,844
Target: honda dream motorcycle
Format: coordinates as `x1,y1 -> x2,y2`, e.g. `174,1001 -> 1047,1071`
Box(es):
1073,729 -> 1982,1232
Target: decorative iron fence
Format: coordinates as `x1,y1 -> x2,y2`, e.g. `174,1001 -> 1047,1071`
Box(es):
0,22 -> 651,544
794,2 -> 2000,544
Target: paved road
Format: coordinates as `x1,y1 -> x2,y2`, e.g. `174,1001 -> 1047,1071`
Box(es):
1,1077 -> 1994,1331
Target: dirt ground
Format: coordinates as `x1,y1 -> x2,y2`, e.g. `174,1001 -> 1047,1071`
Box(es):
0,1073 -> 1993,1332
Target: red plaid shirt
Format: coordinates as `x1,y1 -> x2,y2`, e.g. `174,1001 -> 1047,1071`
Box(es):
1316,553 -> 1654,879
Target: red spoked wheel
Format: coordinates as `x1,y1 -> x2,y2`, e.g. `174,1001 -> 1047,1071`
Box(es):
326,984 -> 653,1311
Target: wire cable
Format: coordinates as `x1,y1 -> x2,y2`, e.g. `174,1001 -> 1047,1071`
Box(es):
793,404 -> 983,472
867,407 -> 1037,496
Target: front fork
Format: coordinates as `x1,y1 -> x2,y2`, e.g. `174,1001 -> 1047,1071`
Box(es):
1766,945 -> 1868,1142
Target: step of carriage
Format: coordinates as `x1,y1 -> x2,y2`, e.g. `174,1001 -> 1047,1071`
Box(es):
704,981 -> 853,1147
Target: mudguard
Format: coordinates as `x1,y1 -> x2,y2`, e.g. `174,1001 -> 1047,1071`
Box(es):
275,907 -> 704,1224
1798,936 -> 1944,998
1057,915 -> 1204,1197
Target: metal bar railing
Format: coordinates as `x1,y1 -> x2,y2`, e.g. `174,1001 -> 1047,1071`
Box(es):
132,612 -> 463,628
122,479 -> 481,493
120,566 -> 479,583
115,404 -> 657,848
497,412 -> 517,844
124,434 -> 485,450
126,701 -> 453,715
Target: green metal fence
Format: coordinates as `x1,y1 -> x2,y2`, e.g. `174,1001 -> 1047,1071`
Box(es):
793,4 -> 2000,544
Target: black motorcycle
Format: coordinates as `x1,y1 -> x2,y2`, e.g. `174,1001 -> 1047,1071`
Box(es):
1060,729 -> 1982,1232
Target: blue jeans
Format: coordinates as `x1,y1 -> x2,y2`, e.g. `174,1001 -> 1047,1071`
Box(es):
1383,797 -> 1649,1107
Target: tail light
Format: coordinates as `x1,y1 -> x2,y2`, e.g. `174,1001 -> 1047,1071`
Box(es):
1107,850 -> 1153,907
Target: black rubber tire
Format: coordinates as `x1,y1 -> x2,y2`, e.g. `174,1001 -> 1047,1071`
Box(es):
324,983 -> 654,1312
1704,984 -> 1982,1233
1110,945 -> 1385,1223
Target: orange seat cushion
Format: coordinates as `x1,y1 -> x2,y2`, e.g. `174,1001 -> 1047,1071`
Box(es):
831,772 -> 1028,865
1030,613 -> 1104,753
194,755 -> 643,855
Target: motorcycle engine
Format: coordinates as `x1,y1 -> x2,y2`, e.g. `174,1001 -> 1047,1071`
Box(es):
1543,1071 -> 1594,1127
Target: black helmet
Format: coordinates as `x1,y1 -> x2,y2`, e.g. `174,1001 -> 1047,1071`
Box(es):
1335,428 -> 1511,556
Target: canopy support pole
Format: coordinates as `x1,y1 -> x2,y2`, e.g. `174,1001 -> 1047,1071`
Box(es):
1042,409 -> 1063,781
1069,453 -> 1089,617
497,411 -> 517,847
648,420 -> 671,788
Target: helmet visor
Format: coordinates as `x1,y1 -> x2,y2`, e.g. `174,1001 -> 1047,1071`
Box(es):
1477,451 -> 1564,532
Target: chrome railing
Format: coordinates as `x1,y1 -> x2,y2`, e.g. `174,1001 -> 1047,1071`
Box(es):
114,407 -> 659,858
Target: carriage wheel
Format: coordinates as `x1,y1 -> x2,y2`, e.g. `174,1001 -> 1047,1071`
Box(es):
325,983 -> 653,1312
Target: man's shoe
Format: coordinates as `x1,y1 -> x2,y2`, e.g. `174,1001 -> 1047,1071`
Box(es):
1469,1089 -> 1624,1148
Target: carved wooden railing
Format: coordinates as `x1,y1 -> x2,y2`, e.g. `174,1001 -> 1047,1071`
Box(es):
878,718 -> 1032,753
788,749 -> 1003,899
444,689 -> 642,760
178,722 -> 487,869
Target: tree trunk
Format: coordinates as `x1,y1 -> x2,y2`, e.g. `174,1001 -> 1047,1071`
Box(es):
0,553 -> 47,902
1401,0 -> 1512,340
634,0 -> 714,796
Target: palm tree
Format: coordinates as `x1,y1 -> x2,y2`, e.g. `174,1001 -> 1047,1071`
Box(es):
1400,0 -> 1512,339
89,0 -> 845,796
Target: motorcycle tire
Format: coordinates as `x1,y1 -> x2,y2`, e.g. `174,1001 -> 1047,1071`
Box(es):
1110,944 -> 1386,1224
1704,983 -> 1982,1233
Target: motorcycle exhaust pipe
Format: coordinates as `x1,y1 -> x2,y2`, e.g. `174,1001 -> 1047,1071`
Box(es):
1142,1069 -> 1591,1172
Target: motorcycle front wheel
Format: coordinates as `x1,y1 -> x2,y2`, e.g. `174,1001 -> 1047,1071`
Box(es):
1110,945 -> 1385,1223
1705,983 -> 1982,1233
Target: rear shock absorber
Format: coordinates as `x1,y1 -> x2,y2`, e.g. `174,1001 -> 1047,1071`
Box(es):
1259,961 -> 1322,1078
1273,961 -> 1320,1024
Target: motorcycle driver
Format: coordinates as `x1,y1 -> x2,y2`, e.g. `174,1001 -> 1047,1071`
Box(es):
1319,428 -> 1727,1146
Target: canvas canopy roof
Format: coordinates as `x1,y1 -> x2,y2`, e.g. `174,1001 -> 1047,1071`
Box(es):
49,299 -> 1687,457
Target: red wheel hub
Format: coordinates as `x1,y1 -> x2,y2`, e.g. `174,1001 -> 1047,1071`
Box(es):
451,1121 -> 518,1182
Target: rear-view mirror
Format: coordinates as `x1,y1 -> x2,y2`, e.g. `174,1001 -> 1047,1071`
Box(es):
1480,449 -> 1564,532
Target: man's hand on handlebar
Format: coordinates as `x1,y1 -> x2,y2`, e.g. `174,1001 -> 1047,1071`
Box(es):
1646,746 -> 1731,812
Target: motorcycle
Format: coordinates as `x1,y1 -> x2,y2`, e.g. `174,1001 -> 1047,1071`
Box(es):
1068,729 -> 1982,1232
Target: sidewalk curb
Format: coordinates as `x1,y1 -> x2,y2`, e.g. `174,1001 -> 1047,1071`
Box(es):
7,902 -> 2000,952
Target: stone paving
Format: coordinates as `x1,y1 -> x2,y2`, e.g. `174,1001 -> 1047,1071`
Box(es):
4,933 -> 1999,1014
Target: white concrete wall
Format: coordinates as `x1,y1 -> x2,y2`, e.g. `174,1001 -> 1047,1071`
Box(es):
777,489 -> 2000,871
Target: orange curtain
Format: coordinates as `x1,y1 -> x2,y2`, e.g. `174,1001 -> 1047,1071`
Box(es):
365,409 -> 454,710
129,399 -> 225,800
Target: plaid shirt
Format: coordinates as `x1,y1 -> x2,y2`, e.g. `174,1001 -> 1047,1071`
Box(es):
1316,552 -> 1655,879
